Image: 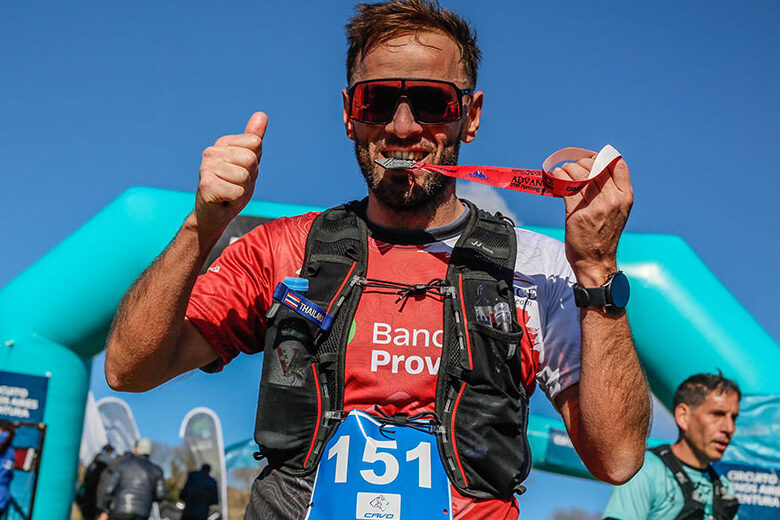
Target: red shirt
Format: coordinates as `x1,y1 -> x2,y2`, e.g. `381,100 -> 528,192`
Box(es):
188,210 -> 580,519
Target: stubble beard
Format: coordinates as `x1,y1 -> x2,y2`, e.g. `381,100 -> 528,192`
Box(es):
354,138 -> 460,212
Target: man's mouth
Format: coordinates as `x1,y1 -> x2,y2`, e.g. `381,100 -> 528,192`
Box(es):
713,440 -> 730,452
383,149 -> 429,162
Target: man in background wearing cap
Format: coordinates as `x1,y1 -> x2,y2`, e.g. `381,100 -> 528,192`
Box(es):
98,438 -> 165,520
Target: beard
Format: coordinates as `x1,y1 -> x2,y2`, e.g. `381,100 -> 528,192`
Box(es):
354,137 -> 460,211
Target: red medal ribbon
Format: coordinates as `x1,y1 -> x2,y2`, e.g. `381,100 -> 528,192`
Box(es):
413,145 -> 621,197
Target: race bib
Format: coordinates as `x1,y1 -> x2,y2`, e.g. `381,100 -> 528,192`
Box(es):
305,410 -> 452,520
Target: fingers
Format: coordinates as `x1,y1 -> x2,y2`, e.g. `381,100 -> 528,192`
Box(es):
198,171 -> 249,205
610,158 -> 632,194
245,111 -> 268,139
197,113 -> 268,208
203,144 -> 259,173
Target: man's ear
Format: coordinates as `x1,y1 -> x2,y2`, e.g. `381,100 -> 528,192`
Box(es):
460,90 -> 483,143
343,89 -> 355,141
675,403 -> 690,433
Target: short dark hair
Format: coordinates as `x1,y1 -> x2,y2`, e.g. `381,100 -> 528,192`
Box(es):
201,463 -> 211,473
673,372 -> 741,410
345,0 -> 481,87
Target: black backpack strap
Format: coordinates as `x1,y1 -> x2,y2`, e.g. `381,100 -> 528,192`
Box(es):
649,445 -> 705,520
299,201 -> 369,469
437,199 -> 527,498
707,465 -> 740,520
254,202 -> 369,475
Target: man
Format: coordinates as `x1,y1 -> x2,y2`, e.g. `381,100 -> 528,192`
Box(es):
97,438 -> 165,520
105,1 -> 650,517
179,464 -> 218,520
0,423 -> 14,516
78,444 -> 115,520
603,373 -> 741,520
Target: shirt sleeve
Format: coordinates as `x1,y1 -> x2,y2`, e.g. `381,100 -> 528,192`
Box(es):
602,456 -> 657,520
186,213 -> 314,371
535,237 -> 581,404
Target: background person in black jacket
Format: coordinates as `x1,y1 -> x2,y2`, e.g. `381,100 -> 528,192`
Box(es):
77,444 -> 115,520
179,464 -> 218,520
98,438 -> 165,520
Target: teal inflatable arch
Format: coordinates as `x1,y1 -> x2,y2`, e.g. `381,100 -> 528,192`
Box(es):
0,187 -> 778,518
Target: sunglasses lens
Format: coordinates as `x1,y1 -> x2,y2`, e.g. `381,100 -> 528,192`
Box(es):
406,81 -> 460,123
351,80 -> 462,124
351,81 -> 402,123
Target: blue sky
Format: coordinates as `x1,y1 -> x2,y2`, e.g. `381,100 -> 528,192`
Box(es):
2,1 -> 778,518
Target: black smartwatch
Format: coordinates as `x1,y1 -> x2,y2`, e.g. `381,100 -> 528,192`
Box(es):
573,271 -> 630,310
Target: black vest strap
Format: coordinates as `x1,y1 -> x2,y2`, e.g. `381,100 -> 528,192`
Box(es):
649,445 -> 739,520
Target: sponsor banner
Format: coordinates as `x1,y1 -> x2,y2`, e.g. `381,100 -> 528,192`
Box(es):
545,428 -> 588,474
0,371 -> 49,423
714,461 -> 780,519
96,397 -> 140,456
723,394 -> 780,469
80,391 -> 109,466
180,407 -> 228,520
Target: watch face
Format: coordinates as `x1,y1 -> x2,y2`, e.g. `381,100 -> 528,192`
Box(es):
609,272 -> 630,309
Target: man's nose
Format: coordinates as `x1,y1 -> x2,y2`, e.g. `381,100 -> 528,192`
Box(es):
386,99 -> 422,139
723,416 -> 737,436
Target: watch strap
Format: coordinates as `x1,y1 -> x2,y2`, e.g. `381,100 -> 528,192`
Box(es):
573,284 -> 608,307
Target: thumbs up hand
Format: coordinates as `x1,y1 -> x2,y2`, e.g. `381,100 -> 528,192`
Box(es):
194,112 -> 268,237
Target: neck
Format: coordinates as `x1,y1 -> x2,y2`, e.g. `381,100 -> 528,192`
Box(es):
671,440 -> 710,470
366,192 -> 465,230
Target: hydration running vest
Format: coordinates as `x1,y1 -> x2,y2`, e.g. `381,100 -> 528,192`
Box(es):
254,199 -> 530,499
649,445 -> 739,520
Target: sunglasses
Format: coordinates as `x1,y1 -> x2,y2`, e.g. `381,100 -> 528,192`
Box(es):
348,78 -> 474,125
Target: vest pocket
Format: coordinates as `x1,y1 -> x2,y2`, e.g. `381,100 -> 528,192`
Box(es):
452,276 -> 531,497
255,309 -> 321,469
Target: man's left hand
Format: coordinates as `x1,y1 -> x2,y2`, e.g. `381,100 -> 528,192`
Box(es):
554,156 -> 633,285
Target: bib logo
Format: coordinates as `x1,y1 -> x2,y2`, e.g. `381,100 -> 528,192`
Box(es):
356,492 -> 401,519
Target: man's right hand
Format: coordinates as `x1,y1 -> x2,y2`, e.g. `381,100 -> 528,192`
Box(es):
193,111 -> 268,238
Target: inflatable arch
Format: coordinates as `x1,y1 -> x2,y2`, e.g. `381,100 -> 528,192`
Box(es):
1,187 -> 778,518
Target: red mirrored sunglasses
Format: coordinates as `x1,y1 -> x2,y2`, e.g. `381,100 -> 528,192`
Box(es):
348,78 -> 474,125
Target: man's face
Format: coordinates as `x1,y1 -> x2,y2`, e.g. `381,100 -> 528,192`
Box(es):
677,390 -> 740,463
343,31 -> 482,210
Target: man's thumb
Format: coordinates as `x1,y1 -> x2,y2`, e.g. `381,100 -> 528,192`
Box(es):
245,111 -> 268,138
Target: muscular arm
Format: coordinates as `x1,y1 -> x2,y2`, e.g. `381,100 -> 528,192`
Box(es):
105,112 -> 268,392
554,156 -> 651,484
105,219 -> 221,391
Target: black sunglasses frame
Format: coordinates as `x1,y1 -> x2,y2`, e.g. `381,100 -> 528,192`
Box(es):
347,78 -> 475,125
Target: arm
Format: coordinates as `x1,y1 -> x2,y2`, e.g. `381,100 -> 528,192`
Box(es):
154,470 -> 166,502
98,466 -> 120,512
105,112 -> 268,392
554,156 -> 651,484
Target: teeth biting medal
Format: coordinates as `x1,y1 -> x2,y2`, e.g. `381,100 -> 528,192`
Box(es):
375,144 -> 622,198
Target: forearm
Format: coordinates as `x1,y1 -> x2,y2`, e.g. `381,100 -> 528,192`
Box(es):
105,214 -> 219,391
571,262 -> 651,483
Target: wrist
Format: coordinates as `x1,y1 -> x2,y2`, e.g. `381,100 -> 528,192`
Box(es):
182,213 -> 225,259
571,261 -> 618,287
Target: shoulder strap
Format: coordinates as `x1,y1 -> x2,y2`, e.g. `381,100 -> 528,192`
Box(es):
436,200 -> 522,497
707,466 -> 740,520
297,201 -> 369,469
649,445 -> 705,520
